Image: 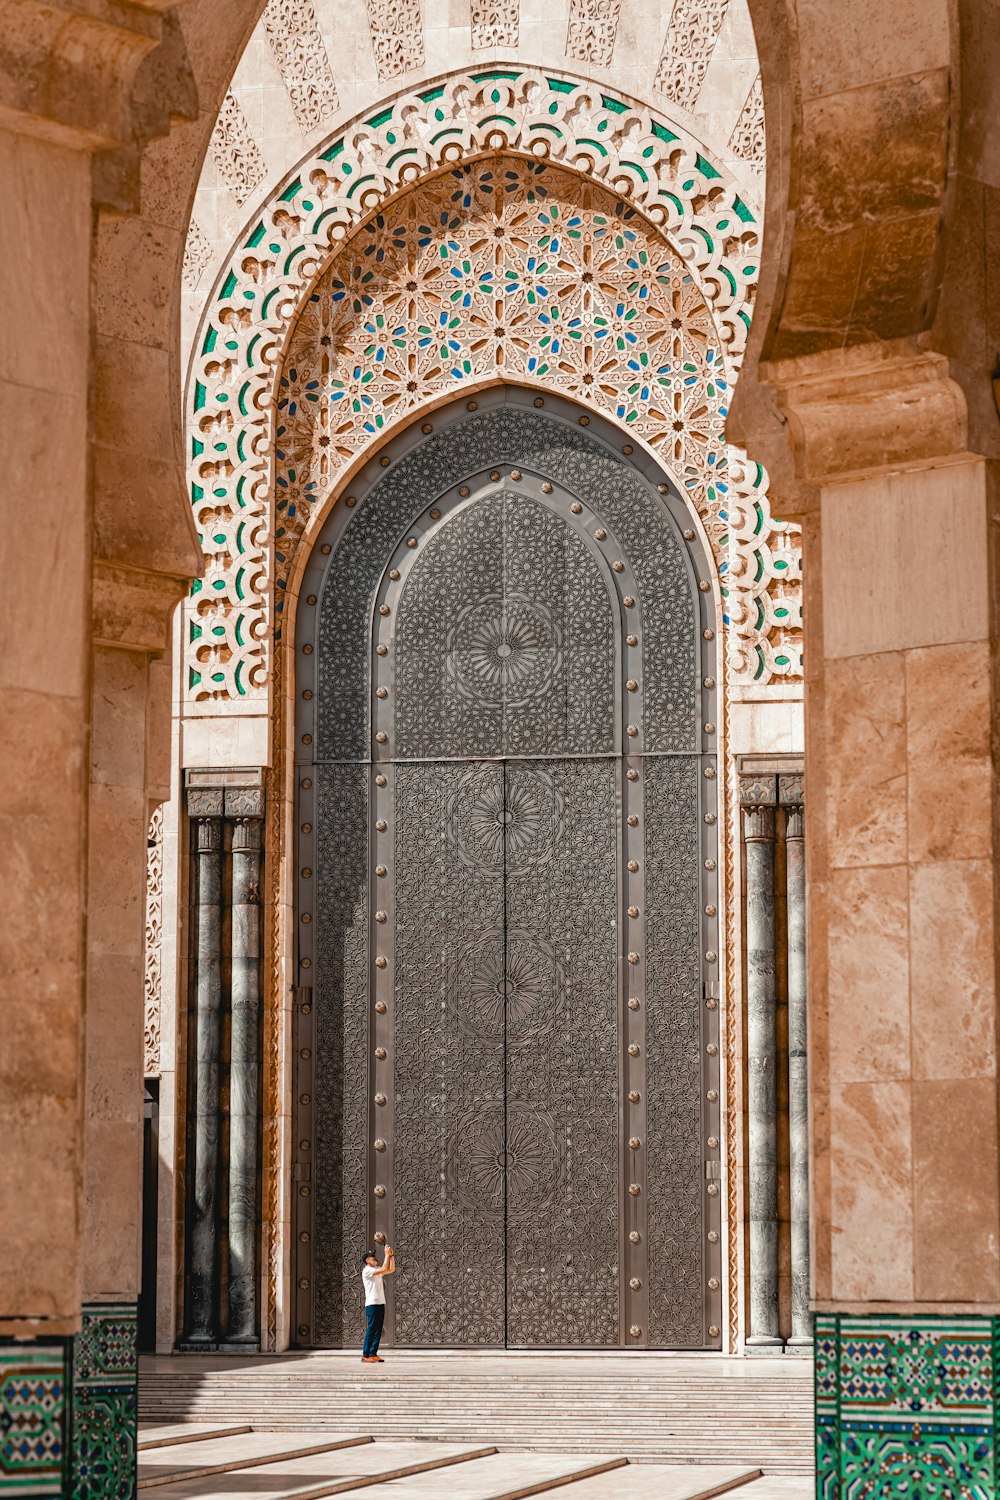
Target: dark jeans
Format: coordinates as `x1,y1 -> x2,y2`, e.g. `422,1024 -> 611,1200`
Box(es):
363,1303 -> 385,1358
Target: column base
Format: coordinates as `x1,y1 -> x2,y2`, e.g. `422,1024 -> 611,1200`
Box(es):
217,1339 -> 260,1354
0,1336 -> 69,1497
817,1312 -> 998,1498
746,1335 -> 785,1355
0,1301 -> 139,1500
71,1302 -> 138,1500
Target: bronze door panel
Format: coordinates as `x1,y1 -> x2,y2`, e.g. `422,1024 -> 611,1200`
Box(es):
392,760 -> 507,1345
503,757 -> 620,1347
295,401 -> 722,1351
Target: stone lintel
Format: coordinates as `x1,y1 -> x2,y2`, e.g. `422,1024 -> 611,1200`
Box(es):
186,767 -> 265,821
739,755 -> 803,790
761,340 -> 971,494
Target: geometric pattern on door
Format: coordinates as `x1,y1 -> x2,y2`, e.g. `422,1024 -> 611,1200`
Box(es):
294,394 -> 722,1349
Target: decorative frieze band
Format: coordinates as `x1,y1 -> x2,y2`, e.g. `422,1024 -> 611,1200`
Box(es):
143,806 -> 164,1079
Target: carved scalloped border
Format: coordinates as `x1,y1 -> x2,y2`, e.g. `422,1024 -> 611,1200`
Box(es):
184,65 -> 799,711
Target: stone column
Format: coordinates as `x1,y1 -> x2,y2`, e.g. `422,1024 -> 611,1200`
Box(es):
742,351 -> 1000,1485
741,774 -> 782,1350
226,789 -> 264,1345
782,775 -> 810,1348
186,787 -> 224,1345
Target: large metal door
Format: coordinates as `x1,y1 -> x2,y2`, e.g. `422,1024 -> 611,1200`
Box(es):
294,397 -> 722,1351
385,485 -> 621,1345
391,755 -> 620,1346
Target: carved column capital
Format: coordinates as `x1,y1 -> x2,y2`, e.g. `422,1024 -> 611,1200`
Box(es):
186,787 -> 224,822
780,773 -> 804,838
226,788 -> 265,821
740,773 -> 777,842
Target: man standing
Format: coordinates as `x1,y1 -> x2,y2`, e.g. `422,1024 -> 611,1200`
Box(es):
360,1242 -> 395,1363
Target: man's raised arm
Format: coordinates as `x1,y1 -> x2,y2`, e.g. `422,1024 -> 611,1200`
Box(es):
374,1243 -> 396,1277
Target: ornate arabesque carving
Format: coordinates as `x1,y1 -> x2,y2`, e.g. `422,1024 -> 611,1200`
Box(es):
366,0 -> 425,78
730,77 -> 764,165
183,220 -> 212,291
311,408 -> 701,762
654,0 -> 730,110
644,756 -> 704,1346
143,806 -> 164,1078
210,91 -> 267,206
471,0 -> 519,47
185,70 -> 798,712
263,0 -> 340,134
565,0 -> 623,66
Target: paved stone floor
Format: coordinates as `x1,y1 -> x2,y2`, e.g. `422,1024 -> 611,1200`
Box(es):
138,1351 -> 815,1494
138,1425 -> 814,1499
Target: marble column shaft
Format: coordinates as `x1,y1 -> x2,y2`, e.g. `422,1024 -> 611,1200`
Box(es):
743,789 -> 781,1347
187,797 -> 223,1343
228,800 -> 263,1343
785,796 -> 811,1345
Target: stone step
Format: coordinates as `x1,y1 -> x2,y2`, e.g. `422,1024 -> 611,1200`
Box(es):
138,1433 -> 371,1490
138,1423 -> 253,1450
538,1464 -> 763,1500
142,1440 -> 499,1500
340,1452 -> 629,1500
727,1482 -> 814,1500
330,1453 -> 627,1500
138,1357 -> 816,1476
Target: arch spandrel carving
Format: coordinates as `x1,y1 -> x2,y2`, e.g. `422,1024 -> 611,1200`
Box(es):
184,68 -> 801,712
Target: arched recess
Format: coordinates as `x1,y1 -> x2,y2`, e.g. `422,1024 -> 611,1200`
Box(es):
185,83 -> 796,1352
181,69 -> 802,1353
292,387 -> 725,1349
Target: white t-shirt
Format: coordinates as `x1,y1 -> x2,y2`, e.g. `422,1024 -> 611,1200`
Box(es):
362,1265 -> 385,1306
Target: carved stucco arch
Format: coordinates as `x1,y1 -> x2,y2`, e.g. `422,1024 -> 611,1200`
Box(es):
184,65 -> 802,719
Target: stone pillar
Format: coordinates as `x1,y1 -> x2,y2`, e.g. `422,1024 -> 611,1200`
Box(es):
749,349 -> 1000,1489
227,791 -> 264,1346
741,774 -> 782,1350
185,787 -> 224,1345
782,776 -> 810,1348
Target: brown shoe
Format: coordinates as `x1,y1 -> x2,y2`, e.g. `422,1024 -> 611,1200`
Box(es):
372,1356 -> 384,1362
361,1356 -> 378,1363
